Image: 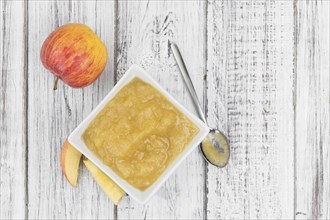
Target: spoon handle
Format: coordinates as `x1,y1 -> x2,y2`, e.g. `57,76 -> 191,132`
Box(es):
170,43 -> 208,124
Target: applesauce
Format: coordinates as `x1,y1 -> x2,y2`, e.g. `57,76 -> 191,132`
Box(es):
82,78 -> 199,190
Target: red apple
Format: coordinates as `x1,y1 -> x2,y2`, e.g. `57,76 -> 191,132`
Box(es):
40,23 -> 108,90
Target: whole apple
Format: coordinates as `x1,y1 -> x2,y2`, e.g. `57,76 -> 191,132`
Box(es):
40,23 -> 108,89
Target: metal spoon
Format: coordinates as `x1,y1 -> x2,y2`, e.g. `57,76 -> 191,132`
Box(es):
171,43 -> 230,168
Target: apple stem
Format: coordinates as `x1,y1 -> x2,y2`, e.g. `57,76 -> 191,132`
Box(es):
53,77 -> 60,90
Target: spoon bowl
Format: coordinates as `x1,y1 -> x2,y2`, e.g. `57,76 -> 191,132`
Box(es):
201,129 -> 230,168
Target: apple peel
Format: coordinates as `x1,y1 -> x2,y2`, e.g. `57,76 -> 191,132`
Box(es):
61,139 -> 82,187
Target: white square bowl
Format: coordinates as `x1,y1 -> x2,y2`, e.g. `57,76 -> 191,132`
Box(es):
68,64 -> 209,204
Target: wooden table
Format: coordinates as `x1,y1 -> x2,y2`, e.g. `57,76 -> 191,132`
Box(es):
1,1 -> 329,219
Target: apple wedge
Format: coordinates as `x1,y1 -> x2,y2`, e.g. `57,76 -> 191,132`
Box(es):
61,139 -> 82,187
83,159 -> 125,205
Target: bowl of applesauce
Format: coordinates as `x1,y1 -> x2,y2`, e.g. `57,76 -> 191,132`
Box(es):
69,65 -> 209,203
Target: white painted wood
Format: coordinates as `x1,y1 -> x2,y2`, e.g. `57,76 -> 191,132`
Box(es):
295,1 -> 330,219
0,1 -> 26,219
116,1 -> 207,219
0,0 -> 329,219
27,1 -> 116,219
206,1 -> 295,219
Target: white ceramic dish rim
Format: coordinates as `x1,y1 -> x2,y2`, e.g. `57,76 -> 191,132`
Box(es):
68,64 -> 209,204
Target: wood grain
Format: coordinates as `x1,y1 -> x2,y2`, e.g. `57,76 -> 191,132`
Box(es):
0,1 -> 26,219
0,0 -> 329,219
295,1 -> 330,219
27,1 -> 116,219
116,1 -> 207,219
206,1 -> 295,219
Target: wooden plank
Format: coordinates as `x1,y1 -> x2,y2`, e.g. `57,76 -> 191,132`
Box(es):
295,1 -> 330,219
0,1 -> 26,219
27,1 -> 116,219
116,1 -> 206,219
206,1 -> 295,219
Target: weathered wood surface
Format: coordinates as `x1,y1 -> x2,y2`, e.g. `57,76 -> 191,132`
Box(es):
206,1 -> 295,219
0,0 -> 329,219
27,1 -> 116,219
0,0 -> 26,219
295,1 -> 330,219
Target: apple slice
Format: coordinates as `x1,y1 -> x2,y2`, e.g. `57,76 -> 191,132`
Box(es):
83,159 -> 125,205
61,139 -> 82,187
